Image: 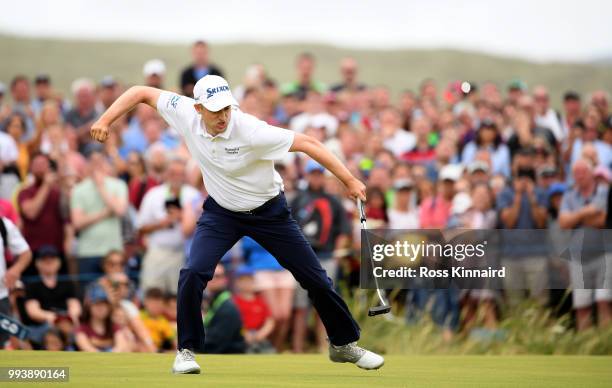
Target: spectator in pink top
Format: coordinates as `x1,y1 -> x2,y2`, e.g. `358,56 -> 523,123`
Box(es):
0,198 -> 19,226
419,164 -> 461,228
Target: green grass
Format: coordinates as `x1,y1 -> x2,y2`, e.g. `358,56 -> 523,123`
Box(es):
2,34 -> 612,106
1,351 -> 611,387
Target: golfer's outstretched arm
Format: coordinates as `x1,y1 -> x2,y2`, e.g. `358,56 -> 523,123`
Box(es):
290,133 -> 366,201
91,86 -> 161,142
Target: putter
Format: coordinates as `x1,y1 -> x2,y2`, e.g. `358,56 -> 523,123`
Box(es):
357,198 -> 391,316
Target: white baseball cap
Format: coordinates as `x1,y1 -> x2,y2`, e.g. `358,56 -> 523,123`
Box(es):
193,75 -> 239,112
439,164 -> 463,182
143,59 -> 166,77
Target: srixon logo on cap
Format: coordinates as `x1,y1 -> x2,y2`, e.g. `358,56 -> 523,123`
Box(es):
206,85 -> 230,99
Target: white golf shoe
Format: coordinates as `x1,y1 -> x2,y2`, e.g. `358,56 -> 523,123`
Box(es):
329,342 -> 385,370
172,349 -> 201,374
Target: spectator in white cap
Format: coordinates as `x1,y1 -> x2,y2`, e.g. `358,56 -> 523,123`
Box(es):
387,179 -> 419,229
419,164 -> 462,228
289,90 -> 338,138
467,160 -> 490,186
143,59 -> 166,89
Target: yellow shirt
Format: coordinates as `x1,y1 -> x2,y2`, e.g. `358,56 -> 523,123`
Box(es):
16,143 -> 29,181
140,311 -> 175,349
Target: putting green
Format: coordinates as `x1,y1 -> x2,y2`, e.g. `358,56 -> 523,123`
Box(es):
0,351 -> 610,387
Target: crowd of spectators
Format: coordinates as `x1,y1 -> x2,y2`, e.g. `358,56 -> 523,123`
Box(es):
0,40 -> 611,353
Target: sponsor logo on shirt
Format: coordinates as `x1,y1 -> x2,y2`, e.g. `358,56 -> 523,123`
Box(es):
206,86 -> 229,99
224,146 -> 240,155
169,95 -> 180,109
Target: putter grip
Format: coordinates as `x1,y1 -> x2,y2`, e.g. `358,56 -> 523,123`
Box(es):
357,199 -> 366,223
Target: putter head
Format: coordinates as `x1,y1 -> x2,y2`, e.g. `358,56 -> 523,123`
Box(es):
368,305 -> 391,316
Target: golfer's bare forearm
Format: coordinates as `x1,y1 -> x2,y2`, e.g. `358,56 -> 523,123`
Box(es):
290,133 -> 356,186
97,86 -> 161,126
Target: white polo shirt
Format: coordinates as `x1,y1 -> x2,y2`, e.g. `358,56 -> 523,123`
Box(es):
157,91 -> 295,212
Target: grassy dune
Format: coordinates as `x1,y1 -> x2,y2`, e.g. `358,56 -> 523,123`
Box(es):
2,34 -> 612,105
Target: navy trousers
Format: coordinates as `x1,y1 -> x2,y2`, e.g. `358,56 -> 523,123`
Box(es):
177,193 -> 361,352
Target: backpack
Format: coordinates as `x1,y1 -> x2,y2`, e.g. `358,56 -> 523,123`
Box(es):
293,194 -> 334,250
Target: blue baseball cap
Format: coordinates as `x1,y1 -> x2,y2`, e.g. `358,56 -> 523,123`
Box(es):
305,159 -> 325,174
87,285 -> 109,304
548,183 -> 566,198
235,265 -> 255,277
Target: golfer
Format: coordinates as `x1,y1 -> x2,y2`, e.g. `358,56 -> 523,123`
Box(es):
90,75 -> 384,373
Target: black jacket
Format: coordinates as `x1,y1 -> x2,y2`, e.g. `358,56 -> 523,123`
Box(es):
180,64 -> 224,97
203,291 -> 246,354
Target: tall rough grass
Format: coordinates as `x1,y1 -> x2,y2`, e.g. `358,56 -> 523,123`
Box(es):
348,290 -> 612,355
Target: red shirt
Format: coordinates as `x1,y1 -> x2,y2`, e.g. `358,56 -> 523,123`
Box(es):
233,295 -> 270,330
401,147 -> 436,164
128,176 -> 159,210
76,322 -> 120,351
17,183 -> 65,252
366,206 -> 387,223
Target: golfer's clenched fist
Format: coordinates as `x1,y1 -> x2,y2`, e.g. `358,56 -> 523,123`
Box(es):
90,121 -> 110,142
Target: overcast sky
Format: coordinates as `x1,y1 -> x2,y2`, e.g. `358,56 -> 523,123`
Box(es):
2,0 -> 610,62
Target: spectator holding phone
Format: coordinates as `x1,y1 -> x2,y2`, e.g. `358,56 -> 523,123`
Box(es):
497,148 -> 549,304
136,157 -> 198,294
70,150 -> 128,289
18,153 -> 68,278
